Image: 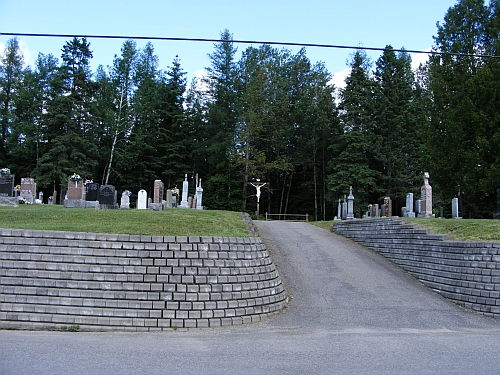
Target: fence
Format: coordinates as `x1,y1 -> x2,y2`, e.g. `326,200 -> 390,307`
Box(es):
265,213 -> 309,222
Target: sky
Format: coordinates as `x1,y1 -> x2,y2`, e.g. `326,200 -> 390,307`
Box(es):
0,0 -> 456,88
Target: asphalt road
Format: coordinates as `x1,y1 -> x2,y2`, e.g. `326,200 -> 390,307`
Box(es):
2,221 -> 500,375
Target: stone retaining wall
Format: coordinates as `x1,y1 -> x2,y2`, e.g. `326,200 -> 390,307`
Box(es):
333,218 -> 500,319
0,228 -> 287,331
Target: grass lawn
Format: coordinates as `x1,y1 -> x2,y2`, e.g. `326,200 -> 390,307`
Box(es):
0,205 -> 250,237
310,218 -> 500,242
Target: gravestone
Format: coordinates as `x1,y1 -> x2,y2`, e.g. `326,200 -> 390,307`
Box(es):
406,193 -> 415,218
341,196 -> 347,220
419,172 -> 433,218
120,190 -> 131,210
166,189 -> 173,208
188,196 -> 193,209
86,183 -> 99,201
137,189 -> 147,210
347,186 -> 354,220
452,197 -> 461,219
384,197 -> 392,217
336,199 -> 341,220
99,185 -> 117,209
401,207 -> 407,217
180,174 -> 189,208
67,178 -> 85,200
415,200 -> 421,216
20,177 -> 36,204
438,206 -> 444,218
65,178 -> 86,208
372,204 -> 379,218
153,180 -> 164,204
0,174 -> 15,197
196,179 -> 204,210
150,180 -> 164,211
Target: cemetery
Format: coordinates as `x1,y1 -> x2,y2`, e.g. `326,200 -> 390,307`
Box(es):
0,167 -> 205,213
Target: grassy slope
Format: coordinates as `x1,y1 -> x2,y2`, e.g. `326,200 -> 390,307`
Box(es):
0,205 -> 250,237
310,218 -> 500,242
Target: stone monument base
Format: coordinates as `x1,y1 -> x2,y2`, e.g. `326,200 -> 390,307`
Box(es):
149,203 -> 163,211
85,201 -> 100,209
99,204 -> 117,210
63,199 -> 86,209
417,213 -> 435,218
0,196 -> 18,206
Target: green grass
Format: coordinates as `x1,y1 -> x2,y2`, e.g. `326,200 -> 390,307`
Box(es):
309,218 -> 500,242
0,205 -> 250,237
404,218 -> 500,242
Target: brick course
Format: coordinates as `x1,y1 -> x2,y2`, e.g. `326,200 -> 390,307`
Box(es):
0,228 -> 287,331
333,217 -> 500,319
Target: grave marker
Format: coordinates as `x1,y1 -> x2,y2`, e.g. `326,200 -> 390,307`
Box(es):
120,190 -> 131,209
419,172 -> 433,218
452,197 -> 461,219
180,174 -> 189,208
99,185 -> 116,208
137,189 -> 147,209
0,174 -> 14,197
86,183 -> 99,201
67,178 -> 85,200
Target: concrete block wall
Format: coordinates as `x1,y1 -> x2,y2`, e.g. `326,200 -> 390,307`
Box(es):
0,228 -> 287,331
333,218 -> 500,319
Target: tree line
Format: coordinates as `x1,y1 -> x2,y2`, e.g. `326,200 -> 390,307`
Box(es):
1,0 -> 499,219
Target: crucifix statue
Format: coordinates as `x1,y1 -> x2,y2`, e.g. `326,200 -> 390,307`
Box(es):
249,180 -> 267,219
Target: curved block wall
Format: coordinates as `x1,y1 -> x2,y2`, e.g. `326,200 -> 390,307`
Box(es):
333,218 -> 500,319
0,228 -> 287,331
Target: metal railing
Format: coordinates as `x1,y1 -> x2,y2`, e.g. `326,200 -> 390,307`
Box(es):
265,213 -> 309,222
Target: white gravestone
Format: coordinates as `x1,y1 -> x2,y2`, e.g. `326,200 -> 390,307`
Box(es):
180,174 -> 189,208
196,179 -> 203,210
137,189 -> 147,210
120,190 -> 131,209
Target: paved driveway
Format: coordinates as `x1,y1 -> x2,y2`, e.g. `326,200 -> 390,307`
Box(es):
2,221 -> 500,374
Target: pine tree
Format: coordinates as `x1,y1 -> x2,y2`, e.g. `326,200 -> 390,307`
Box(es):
33,38 -> 98,194
203,30 -> 242,210
0,37 -> 24,167
372,46 -> 422,208
328,50 -> 378,217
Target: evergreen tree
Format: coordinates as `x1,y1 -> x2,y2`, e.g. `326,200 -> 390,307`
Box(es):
203,29 -> 242,210
33,38 -> 98,194
426,0 -> 498,217
158,55 -> 189,188
0,37 -> 24,167
373,46 -> 422,209
125,42 -> 161,192
328,50 -> 378,217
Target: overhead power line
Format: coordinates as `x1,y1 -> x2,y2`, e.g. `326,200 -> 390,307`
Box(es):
1,32 -> 499,59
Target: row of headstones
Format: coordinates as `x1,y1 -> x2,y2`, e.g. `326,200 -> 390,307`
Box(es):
64,174 -> 204,211
365,197 -> 393,219
0,175 -> 43,204
335,187 -> 355,220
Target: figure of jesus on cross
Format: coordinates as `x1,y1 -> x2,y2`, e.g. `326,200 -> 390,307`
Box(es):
250,179 -> 267,220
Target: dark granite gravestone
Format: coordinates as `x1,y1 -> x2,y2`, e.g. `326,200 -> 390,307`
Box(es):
86,183 -> 99,201
99,185 -> 116,208
0,175 -> 14,197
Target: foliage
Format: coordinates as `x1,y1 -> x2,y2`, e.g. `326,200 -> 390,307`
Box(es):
2,2 -> 500,219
